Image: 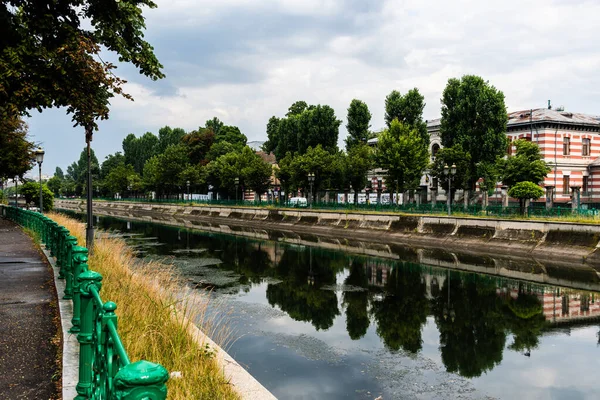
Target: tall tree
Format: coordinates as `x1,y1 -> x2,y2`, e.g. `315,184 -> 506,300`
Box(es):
297,105 -> 341,154
1,0 -> 164,130
344,144 -> 373,204
286,101 -> 309,117
384,88 -> 428,142
375,119 -> 429,195
440,75 -> 508,189
216,125 -> 247,148
263,116 -> 280,154
142,144 -> 189,195
66,148 -> 99,196
100,152 -> 126,180
205,117 -> 224,136
345,99 -> 372,151
500,139 -> 550,187
122,132 -> 159,175
182,128 -> 215,165
54,167 -> 64,180
0,115 -> 34,180
157,126 -> 186,153
430,145 -> 472,196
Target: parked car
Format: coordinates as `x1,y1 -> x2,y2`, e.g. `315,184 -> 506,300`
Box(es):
288,197 -> 308,207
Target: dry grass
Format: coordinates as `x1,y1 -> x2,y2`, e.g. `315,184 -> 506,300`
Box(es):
48,213 -> 240,400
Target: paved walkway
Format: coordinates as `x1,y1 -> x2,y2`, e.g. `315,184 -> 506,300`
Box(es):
0,217 -> 60,399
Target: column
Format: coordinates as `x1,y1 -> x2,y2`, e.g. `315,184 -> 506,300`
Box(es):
501,185 -> 509,208
545,186 -> 555,210
571,186 -> 581,211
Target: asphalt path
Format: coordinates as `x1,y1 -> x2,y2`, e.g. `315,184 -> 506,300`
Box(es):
0,217 -> 60,399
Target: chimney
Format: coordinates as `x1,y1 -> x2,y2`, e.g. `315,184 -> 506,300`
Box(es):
548,100 -> 551,110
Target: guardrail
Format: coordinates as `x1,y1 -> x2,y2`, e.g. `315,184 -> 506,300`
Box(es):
66,196 -> 599,218
1,206 -> 169,400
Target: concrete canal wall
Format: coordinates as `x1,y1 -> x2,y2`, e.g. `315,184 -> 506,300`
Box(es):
55,199 -> 600,267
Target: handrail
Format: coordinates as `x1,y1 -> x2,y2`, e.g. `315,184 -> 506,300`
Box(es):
0,205 -> 168,400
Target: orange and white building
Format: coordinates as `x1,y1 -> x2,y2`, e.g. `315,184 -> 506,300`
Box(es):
427,106 -> 600,204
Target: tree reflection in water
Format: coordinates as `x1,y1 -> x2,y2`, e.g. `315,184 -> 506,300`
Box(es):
371,263 -> 429,353
342,260 -> 370,340
266,247 -> 341,331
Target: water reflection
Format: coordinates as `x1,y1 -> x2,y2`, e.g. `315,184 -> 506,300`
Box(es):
65,212 -> 600,397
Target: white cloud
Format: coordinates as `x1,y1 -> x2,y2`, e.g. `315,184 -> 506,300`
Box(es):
28,0 -> 600,174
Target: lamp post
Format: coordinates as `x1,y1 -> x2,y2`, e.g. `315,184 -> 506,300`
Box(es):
377,177 -> 383,206
35,147 -> 45,213
186,180 -> 190,202
234,177 -> 240,204
308,172 -> 315,208
14,176 -> 18,208
443,164 -> 457,216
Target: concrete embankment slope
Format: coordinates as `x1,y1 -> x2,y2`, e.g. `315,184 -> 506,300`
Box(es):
56,199 -> 600,267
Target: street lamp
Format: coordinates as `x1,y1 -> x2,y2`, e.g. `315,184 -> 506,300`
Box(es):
35,147 -> 45,213
186,180 -> 190,201
308,172 -> 315,208
234,177 -> 240,204
14,176 -> 18,208
443,164 -> 457,216
377,177 -> 383,205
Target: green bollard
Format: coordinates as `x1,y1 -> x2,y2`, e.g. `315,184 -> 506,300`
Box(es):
70,246 -> 89,333
75,270 -> 103,400
114,361 -> 169,400
57,227 -> 69,278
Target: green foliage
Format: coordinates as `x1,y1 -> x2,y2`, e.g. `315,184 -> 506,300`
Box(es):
344,144 -> 373,203
104,164 -> 142,196
46,176 -> 62,195
207,147 -> 272,198
289,145 -> 338,201
215,125 -> 247,148
182,128 -> 215,165
430,145 -> 471,192
100,152 -> 126,180
345,99 -> 372,150
0,115 -> 34,180
54,167 -> 64,180
297,105 -> 341,154
20,181 -> 54,211
0,189 -> 6,204
384,88 -> 428,142
205,117 -> 224,136
143,144 -> 189,193
1,0 -> 164,129
66,148 -> 100,196
268,101 -> 341,160
206,141 -> 237,162
440,75 -> 508,188
122,132 -> 159,175
500,140 -> 551,187
508,181 -> 544,201
157,126 -> 186,153
375,119 -> 429,193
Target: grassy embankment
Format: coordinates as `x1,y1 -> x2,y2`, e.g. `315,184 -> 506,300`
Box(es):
48,213 -> 239,400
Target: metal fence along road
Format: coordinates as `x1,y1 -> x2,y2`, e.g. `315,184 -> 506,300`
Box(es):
1,206 -> 169,400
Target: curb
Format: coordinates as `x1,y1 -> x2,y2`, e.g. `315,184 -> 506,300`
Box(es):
42,247 -> 79,400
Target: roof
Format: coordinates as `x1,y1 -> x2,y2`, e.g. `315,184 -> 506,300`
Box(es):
508,108 -> 600,127
256,151 -> 277,164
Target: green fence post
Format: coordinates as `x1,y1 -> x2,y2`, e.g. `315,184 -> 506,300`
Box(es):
114,361 -> 169,400
57,227 -> 70,279
63,236 -> 78,300
70,246 -> 89,333
75,270 -> 103,400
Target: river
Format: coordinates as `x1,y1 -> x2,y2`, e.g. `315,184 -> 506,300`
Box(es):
63,212 -> 600,399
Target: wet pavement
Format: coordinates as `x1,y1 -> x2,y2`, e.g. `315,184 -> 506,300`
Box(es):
0,217 -> 60,399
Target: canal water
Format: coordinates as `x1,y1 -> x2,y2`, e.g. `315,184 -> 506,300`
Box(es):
67,212 -> 600,399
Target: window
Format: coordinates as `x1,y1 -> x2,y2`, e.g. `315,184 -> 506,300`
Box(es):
562,295 -> 569,316
507,138 -> 513,156
431,144 -> 440,159
563,137 -> 571,155
583,176 -> 590,193
583,138 -> 591,156
581,295 -> 590,312
563,175 -> 570,194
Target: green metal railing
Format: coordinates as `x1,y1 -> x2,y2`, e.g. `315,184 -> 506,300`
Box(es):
81,196 -> 600,219
1,205 -> 168,400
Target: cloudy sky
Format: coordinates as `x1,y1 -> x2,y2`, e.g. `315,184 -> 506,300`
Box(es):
26,0 -> 600,176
